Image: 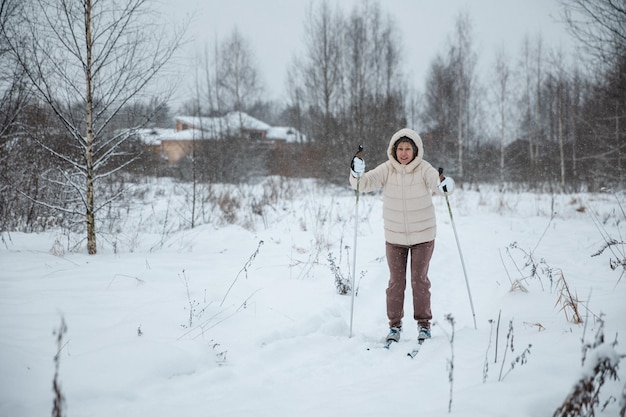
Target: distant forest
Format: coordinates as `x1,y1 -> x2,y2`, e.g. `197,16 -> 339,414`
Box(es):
0,0 -> 624,251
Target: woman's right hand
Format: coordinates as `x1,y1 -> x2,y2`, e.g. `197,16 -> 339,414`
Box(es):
351,156 -> 365,177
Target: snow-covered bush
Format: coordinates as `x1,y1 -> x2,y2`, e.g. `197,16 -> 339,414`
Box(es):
554,318 -> 625,417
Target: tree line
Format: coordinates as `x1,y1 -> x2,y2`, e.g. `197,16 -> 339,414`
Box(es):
0,0 -> 624,253
180,0 -> 625,192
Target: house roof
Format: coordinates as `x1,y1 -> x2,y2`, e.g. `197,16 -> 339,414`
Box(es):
133,111 -> 306,144
176,112 -> 271,136
131,128 -> 176,146
266,126 -> 304,143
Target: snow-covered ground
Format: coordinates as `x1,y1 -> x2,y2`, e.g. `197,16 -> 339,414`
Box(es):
1,178 -> 625,416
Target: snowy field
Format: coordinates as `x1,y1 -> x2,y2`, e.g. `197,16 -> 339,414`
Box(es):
1,177 -> 625,417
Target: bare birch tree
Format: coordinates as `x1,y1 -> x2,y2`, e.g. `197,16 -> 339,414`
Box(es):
217,27 -> 263,124
284,0 -> 344,179
493,46 -> 512,190
287,0 -> 405,180
518,34 -> 548,185
450,11 -> 477,180
342,0 -> 404,159
2,0 -> 184,254
552,49 -> 568,189
520,36 -> 532,179
420,11 -> 477,177
299,0 -> 343,146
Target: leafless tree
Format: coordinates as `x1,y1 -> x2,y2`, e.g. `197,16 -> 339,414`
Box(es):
519,34 -> 544,183
492,46 -> 513,189
560,0 -> 625,190
405,87 -> 422,131
196,39 -> 221,115
552,48 -> 569,189
179,39 -> 221,116
287,0 -> 406,180
217,28 -> 263,125
568,67 -> 586,190
342,0 -> 404,153
285,0 -> 344,180
0,0 -> 33,234
2,0 -> 185,254
0,0 -> 29,138
421,53 -> 456,162
560,0 -> 626,69
420,11 -> 478,180
299,0 -> 343,146
450,11 -> 478,180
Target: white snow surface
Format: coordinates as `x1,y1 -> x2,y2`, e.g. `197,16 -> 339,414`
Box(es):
1,177 -> 625,417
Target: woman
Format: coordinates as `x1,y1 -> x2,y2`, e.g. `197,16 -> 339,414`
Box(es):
349,128 -> 454,344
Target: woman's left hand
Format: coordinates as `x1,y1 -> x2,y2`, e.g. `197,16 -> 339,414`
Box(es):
439,176 -> 454,193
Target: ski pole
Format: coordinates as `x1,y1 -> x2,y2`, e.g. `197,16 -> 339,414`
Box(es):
439,168 -> 477,330
349,145 -> 364,338
349,176 -> 359,338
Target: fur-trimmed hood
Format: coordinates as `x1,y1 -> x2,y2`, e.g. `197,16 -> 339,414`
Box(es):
387,128 -> 424,172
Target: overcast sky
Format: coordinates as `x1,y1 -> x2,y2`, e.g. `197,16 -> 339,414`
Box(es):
160,0 -> 573,108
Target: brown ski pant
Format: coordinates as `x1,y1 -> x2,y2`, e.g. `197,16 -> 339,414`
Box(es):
385,240 -> 434,329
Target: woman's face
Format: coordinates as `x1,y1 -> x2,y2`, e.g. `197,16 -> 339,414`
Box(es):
396,141 -> 415,165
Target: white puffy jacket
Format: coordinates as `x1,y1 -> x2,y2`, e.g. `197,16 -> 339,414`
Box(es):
349,128 -> 453,246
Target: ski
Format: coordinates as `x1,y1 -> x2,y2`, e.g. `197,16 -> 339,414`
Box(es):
366,339 -> 396,351
407,340 -> 425,358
